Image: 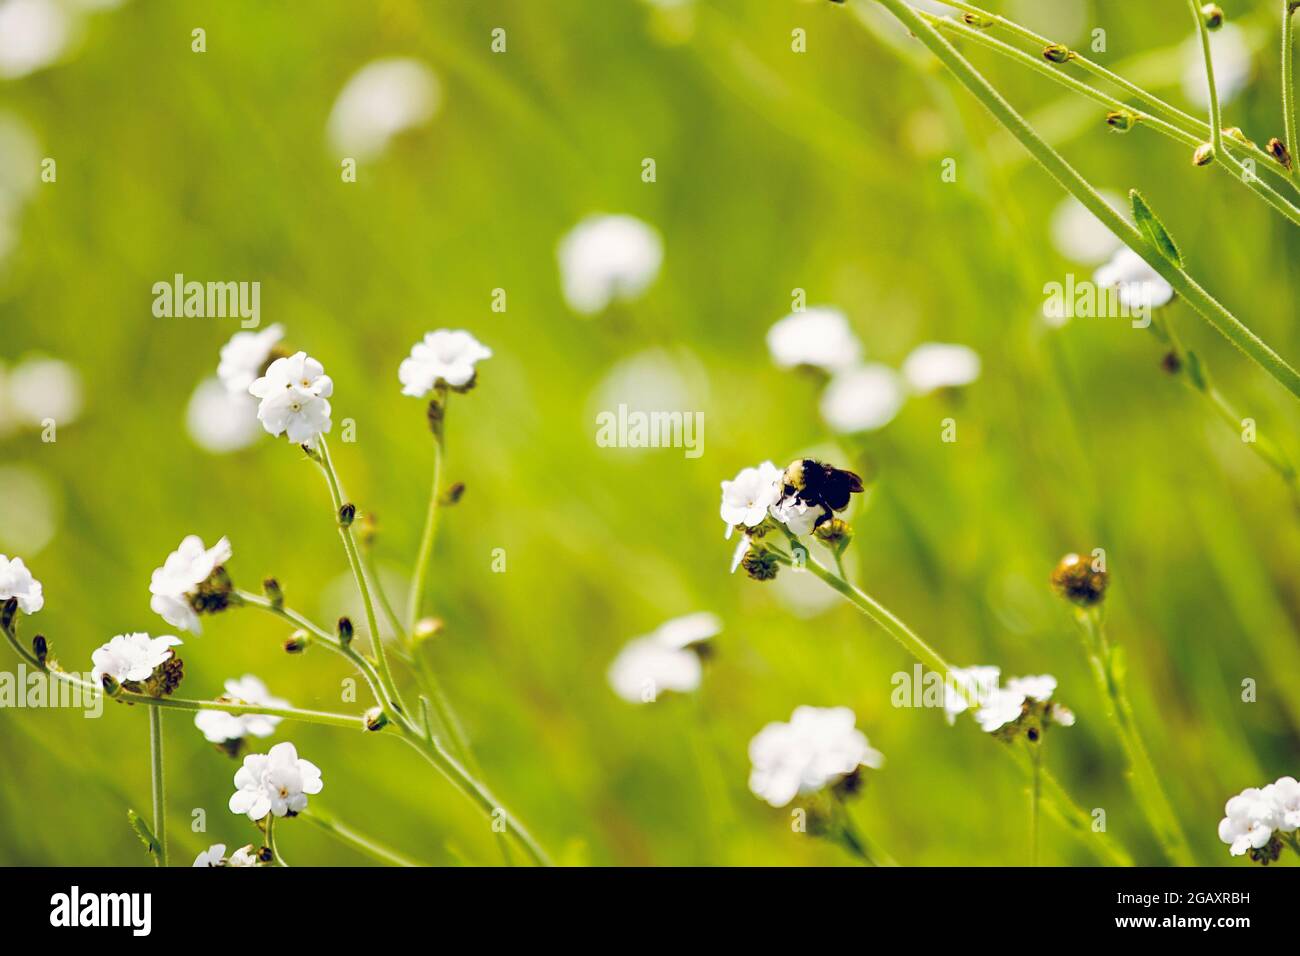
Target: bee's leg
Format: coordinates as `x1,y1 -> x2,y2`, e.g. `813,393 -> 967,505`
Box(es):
813,506 -> 833,529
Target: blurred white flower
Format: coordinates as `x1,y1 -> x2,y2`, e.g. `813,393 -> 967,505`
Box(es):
327,58 -> 440,161
217,324 -> 284,394
1049,191 -> 1125,265
1182,23 -> 1251,110
608,636 -> 702,703
90,632 -> 181,685
193,844 -> 226,867
747,705 -> 883,808
1266,776 -> 1300,832
1094,246 -> 1174,311
557,214 -> 662,315
720,461 -> 782,536
652,611 -> 721,650
766,307 -> 862,373
0,552 -> 42,613
819,364 -> 904,433
194,675 -> 289,744
0,464 -> 58,555
186,377 -> 261,454
149,534 -> 231,634
901,343 -> 980,394
943,665 -> 1000,725
0,0 -> 73,80
6,355 -> 82,425
228,741 -> 323,820
248,350 -> 333,446
973,674 -> 1058,733
398,329 -> 492,396
1218,786 -> 1279,856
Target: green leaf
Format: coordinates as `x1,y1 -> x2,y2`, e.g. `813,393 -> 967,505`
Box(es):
127,809 -> 162,863
1129,189 -> 1183,268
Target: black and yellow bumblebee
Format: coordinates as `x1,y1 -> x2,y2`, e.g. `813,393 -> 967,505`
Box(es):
781,459 -> 865,528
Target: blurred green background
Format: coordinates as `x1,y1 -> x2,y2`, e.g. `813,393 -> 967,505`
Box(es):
1,0 -> 1298,866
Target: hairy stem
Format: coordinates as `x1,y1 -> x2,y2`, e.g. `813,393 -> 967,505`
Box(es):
1188,0 -> 1225,159
1285,2 -> 1299,170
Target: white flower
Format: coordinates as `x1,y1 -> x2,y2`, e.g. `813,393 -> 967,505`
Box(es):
226,844 -> 261,867
770,495 -> 818,537
819,364 -> 905,433
327,58 -> 440,161
193,844 -> 226,867
90,633 -> 181,686
748,706 -> 883,808
185,378 -> 261,454
1048,191 -> 1125,265
195,675 -> 289,744
766,308 -> 862,373
1094,247 -> 1174,311
1264,776 -> 1300,832
1182,23 -> 1251,110
228,742 -> 324,820
0,0 -> 72,80
248,351 -> 333,446
1218,787 -> 1279,856
217,324 -> 284,394
6,355 -> 81,426
943,665 -> 1001,725
608,637 -> 701,703
901,343 -> 981,394
720,461 -> 782,536
398,329 -> 492,396
652,612 -> 721,650
149,534 -> 232,634
0,553 -> 43,614
557,214 -> 662,315
972,674 -> 1059,733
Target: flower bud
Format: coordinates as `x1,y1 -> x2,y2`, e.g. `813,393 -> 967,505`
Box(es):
1042,44 -> 1072,63
284,629 -> 309,654
1224,126 -> 1249,145
101,673 -> 122,697
0,596 -> 16,633
257,845 -> 274,864
32,634 -> 47,667
439,482 -> 466,507
337,616 -> 354,645
338,503 -> 356,527
1161,351 -> 1181,375
365,706 -> 389,732
814,518 -> 854,554
145,657 -> 185,698
1051,552 -> 1109,607
960,12 -> 993,28
427,396 -> 445,439
1105,110 -> 1136,133
740,548 -> 779,581
1268,137 -> 1293,170
262,577 -> 284,610
1193,142 -> 1215,166
1201,4 -> 1223,29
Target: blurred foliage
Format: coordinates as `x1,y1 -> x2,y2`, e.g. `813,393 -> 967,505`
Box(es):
1,0 -> 1298,866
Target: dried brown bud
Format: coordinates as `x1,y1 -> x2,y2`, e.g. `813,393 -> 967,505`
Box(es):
1042,44 -> 1072,64
1193,143 -> 1216,166
1051,553 -> 1109,607
1268,137 -> 1293,170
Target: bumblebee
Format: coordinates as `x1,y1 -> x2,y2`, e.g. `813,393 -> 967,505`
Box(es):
782,459 -> 864,527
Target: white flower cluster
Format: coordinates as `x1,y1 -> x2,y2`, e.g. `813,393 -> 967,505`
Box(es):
0,553 -> 43,614
228,742 -> 323,820
149,534 -> 232,634
193,843 -> 261,867
1093,247 -> 1173,312
943,666 -> 1074,735
607,612 -> 721,704
748,706 -> 883,808
557,214 -> 663,315
194,675 -> 289,745
90,633 -> 182,686
1218,776 -> 1300,860
399,329 -> 492,396
249,351 -> 334,447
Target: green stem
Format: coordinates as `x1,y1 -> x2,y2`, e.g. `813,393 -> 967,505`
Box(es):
149,707 -> 167,867
1029,738 -> 1041,866
1076,610 -> 1196,865
873,0 -> 1300,402
265,815 -> 288,867
316,436 -> 407,721
1285,2 -> 1299,169
398,723 -> 552,867
407,389 -> 447,630
301,808 -> 423,866
1188,0 -> 1225,159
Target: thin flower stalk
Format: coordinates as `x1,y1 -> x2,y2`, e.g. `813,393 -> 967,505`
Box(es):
872,0 -> 1300,403
1286,2 -> 1300,173
1075,608 -> 1196,865
149,707 -> 167,867
1188,0 -> 1226,161
407,388 -> 447,631
301,808 -> 423,867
